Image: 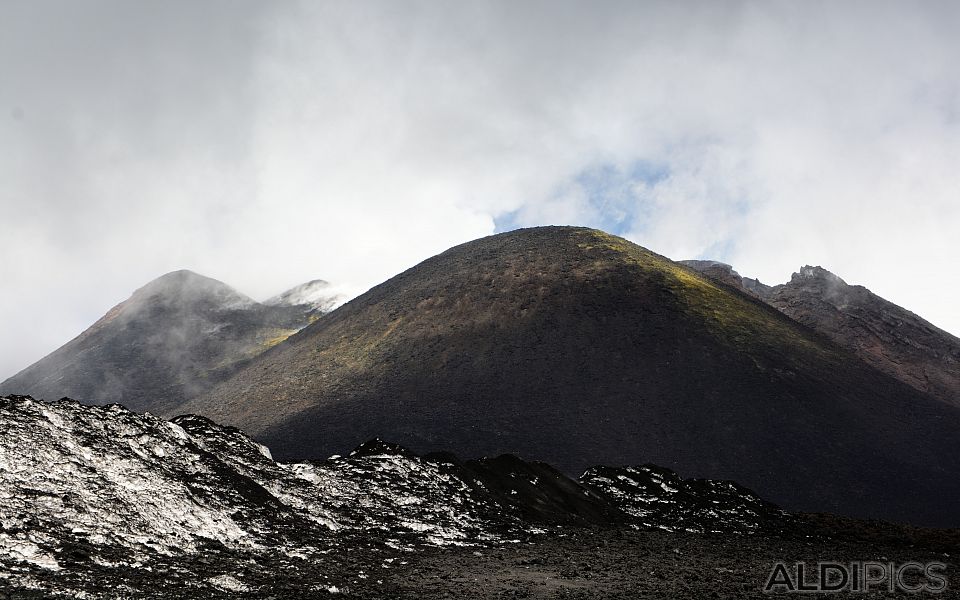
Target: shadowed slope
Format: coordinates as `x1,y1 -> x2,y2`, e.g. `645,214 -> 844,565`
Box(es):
193,227 -> 960,526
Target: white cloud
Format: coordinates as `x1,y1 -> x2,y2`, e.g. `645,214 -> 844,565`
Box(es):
2,0 -> 960,379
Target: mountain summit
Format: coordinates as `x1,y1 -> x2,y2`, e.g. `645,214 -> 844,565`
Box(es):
766,265 -> 960,407
0,271 -> 333,415
128,269 -> 257,310
191,227 -> 960,527
265,279 -> 345,312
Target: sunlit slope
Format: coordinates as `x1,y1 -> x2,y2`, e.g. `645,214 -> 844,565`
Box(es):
195,227 -> 960,526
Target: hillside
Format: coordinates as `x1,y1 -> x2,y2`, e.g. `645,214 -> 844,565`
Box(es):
0,271 -> 333,415
683,262 -> 960,407
765,266 -> 960,407
191,227 -> 960,527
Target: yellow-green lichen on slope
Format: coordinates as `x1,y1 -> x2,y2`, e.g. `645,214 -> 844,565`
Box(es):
575,229 -> 841,363
260,328 -> 300,351
314,315 -> 405,374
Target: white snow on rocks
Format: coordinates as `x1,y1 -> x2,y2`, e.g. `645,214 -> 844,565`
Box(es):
0,395 -> 518,585
0,394 -> 786,597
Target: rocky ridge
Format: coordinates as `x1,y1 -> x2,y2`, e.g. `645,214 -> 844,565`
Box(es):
683,262 -> 960,407
0,395 -> 788,598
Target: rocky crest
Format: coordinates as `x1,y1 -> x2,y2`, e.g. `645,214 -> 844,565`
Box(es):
684,262 -> 960,408
766,266 -> 960,407
677,261 -> 752,295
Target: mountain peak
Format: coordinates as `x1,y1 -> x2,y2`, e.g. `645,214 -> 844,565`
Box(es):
0,270 -> 318,414
265,279 -> 343,312
154,268 -> 207,280
128,270 -> 256,311
189,227 -> 960,526
790,265 -> 847,287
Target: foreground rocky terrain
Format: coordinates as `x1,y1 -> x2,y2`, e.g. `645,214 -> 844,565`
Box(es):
394,525 -> 959,599
0,394 -> 799,598
1,395 -> 956,598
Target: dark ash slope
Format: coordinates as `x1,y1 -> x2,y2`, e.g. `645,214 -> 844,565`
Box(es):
191,227 -> 960,526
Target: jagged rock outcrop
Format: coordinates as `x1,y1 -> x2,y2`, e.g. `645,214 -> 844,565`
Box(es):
684,261 -> 960,408
765,266 -> 960,407
581,465 -> 784,534
678,260 -> 752,295
0,395 -> 787,598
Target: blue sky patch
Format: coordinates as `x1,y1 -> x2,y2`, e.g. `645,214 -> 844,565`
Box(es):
494,160 -> 670,237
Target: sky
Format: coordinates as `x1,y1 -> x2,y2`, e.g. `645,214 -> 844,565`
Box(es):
2,0 -> 960,379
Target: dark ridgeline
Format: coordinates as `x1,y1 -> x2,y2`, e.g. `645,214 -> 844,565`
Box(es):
683,260 -> 960,408
177,226 -> 960,527
763,267 -> 960,407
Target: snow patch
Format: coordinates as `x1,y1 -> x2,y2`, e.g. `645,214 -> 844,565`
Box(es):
208,574 -> 250,592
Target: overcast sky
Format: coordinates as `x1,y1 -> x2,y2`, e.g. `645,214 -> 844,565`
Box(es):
2,0 -> 959,379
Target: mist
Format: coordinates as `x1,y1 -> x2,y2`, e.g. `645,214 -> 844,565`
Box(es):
3,0 -> 960,378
